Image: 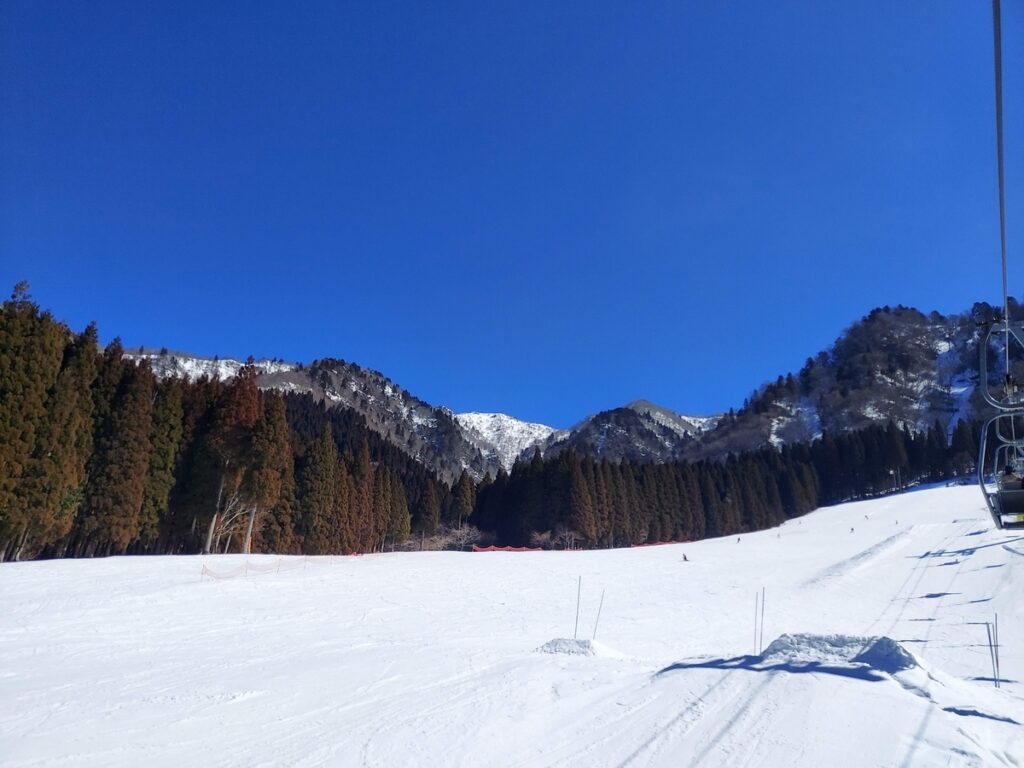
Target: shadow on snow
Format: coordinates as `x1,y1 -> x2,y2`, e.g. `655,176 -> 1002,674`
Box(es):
657,655 -> 889,683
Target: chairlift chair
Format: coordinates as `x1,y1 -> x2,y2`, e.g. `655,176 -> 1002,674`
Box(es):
977,322 -> 1024,529
976,1 -> 1022,530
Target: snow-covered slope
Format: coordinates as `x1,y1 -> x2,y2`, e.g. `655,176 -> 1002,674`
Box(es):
625,399 -> 719,437
125,351 -> 499,483
454,412 -> 557,471
3,486 -> 1022,766
535,401 -> 720,464
125,351 -> 297,381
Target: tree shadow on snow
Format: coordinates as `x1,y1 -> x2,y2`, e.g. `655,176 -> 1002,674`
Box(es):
942,706 -> 1020,725
911,535 -> 1024,560
656,655 -> 888,683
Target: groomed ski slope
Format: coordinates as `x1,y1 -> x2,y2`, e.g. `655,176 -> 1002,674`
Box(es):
2,485 -> 1023,767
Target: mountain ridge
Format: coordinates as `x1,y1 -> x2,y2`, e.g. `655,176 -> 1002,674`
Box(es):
125,296 -> 1019,482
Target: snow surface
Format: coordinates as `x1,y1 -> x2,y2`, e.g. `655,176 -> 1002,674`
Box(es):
2,486 -> 1023,767
454,412 -> 556,470
124,353 -> 295,382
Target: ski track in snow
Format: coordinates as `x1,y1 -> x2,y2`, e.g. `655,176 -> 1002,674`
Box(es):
2,487 -> 1024,767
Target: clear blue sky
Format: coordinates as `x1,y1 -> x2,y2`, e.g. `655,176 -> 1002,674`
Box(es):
2,1 -> 1021,428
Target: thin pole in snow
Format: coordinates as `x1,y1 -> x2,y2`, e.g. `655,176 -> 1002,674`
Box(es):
593,589 -> 606,641
986,622 -> 998,688
574,576 -> 582,640
994,613 -> 1001,688
754,591 -> 760,656
760,587 -> 766,654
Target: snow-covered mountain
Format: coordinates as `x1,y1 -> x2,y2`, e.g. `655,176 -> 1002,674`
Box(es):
126,350 -> 501,483
689,303 -> 1000,459
625,399 -> 720,438
533,400 -> 720,464
125,297 -> 1016,482
454,412 -> 557,471
127,351 -> 297,381
128,348 -> 724,479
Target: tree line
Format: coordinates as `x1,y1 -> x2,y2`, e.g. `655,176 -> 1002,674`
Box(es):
0,284 -> 986,561
470,418 -> 978,548
0,285 -> 450,561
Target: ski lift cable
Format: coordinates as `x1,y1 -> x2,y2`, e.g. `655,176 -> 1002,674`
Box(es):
993,0 -> 1009,370
992,0 -> 1017,454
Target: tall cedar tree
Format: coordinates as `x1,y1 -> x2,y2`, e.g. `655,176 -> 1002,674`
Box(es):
77,357 -> 155,555
388,470 -> 412,546
335,461 -> 358,553
18,323 -> 98,556
371,467 -> 392,552
252,393 -> 299,554
0,284 -> 66,559
242,391 -> 293,553
450,470 -> 476,528
568,460 -> 596,545
353,440 -> 375,550
418,480 -> 441,534
163,375 -> 222,551
138,377 -> 184,550
203,360 -> 260,553
300,427 -> 340,555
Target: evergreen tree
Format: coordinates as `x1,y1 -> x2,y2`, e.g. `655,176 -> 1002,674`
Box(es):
353,439 -> 375,549
138,377 -> 183,550
203,359 -> 260,553
0,284 -> 66,559
163,375 -> 222,551
418,479 -> 440,534
300,427 -> 340,555
450,469 -> 476,529
568,461 -> 596,545
371,467 -> 392,552
388,471 -> 412,546
335,461 -> 357,553
17,323 -> 98,555
77,359 -> 155,555
243,392 -> 294,553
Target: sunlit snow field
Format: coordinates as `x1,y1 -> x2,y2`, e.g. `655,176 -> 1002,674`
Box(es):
2,486 -> 1023,767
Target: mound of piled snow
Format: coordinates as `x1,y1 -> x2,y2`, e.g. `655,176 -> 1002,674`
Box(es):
762,634 -> 917,674
536,638 -> 596,656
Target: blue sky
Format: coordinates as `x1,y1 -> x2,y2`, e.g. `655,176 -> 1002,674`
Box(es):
2,1 -> 1022,427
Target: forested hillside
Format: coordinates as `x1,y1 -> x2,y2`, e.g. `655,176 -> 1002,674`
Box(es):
0,285 -> 447,561
470,419 -> 978,548
690,301 -> 1023,458
0,285 -> 990,560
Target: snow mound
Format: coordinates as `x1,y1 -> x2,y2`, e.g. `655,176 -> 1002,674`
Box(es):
536,638 -> 597,656
761,634 -> 917,674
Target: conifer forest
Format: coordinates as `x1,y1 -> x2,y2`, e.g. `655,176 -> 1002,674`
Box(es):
0,285 -> 984,561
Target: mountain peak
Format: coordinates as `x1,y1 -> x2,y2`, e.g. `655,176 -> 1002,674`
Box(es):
624,400 -> 720,437
454,412 -> 557,472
